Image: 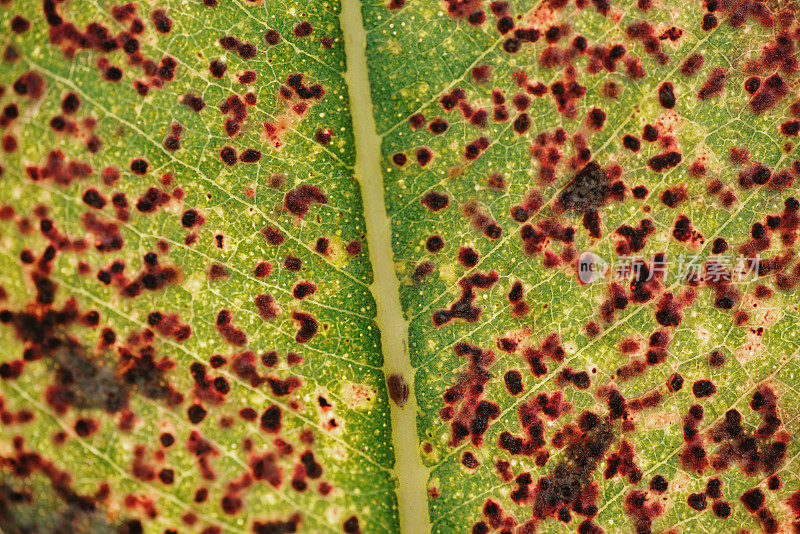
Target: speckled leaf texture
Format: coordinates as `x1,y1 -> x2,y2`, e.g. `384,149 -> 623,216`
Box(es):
0,1 -> 398,533
4,1 -> 800,534
364,0 -> 800,533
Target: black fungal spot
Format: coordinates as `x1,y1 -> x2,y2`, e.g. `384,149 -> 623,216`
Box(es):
220,147 -> 237,166
713,501 -> 731,518
658,82 -> 676,108
151,9 -> 172,33
692,379 -> 717,398
421,191 -> 449,212
503,370 -> 524,395
426,235 -> 445,253
558,161 -> 610,213
647,151 -> 682,172
667,373 -> 684,392
387,373 -> 409,408
650,475 -> 668,492
622,135 -> 641,152
687,492 -> 707,511
741,488 -> 765,512
129,158 -> 149,175
260,404 -> 282,433
294,21 -> 313,37
285,185 -> 327,218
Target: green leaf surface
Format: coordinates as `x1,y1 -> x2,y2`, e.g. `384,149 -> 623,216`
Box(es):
0,1 -> 397,533
363,0 -> 800,532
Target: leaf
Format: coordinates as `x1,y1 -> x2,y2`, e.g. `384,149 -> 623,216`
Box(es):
4,0 -> 800,533
0,1 -> 398,533
362,0 -> 800,532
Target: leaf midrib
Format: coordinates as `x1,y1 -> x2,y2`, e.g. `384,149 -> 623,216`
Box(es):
339,0 -> 431,532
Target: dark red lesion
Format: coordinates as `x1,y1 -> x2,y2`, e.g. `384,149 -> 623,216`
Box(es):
414,147 -> 433,166
315,237 -> 330,255
284,184 -> 328,218
410,261 -> 435,284
181,92 -> 205,111
146,311 -> 192,342
0,436 -> 142,530
11,71 -> 46,100
521,333 -> 565,378
461,201 -> 502,239
697,67 -> 727,100
254,293 -> 281,320
134,186 -> 171,213
414,2 -> 800,531
457,247 -> 479,268
555,368 -> 590,390
671,214 -> 705,247
750,73 -> 788,114
626,389 -> 663,411
207,262 -> 229,281
613,219 -> 655,256
421,191 -> 449,212
261,226 -> 286,246
507,280 -> 530,317
440,342 -> 500,447
118,253 -> 180,298
253,514 -> 302,533
220,94 -> 249,138
0,243 -> 187,410
25,151 -> 92,187
291,311 -> 318,343
190,361 -> 229,403
41,2 -> 181,95
82,212 -> 124,252
625,21 -> 669,65
522,412 -> 616,529
432,270 -> 498,326
647,151 -> 682,172
292,280 -> 317,300
519,216 -> 575,264
253,261 -> 272,278
187,430 -> 219,480
603,439 -> 642,483
623,489 -> 664,534
215,309 -> 247,346
463,136 -> 490,160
